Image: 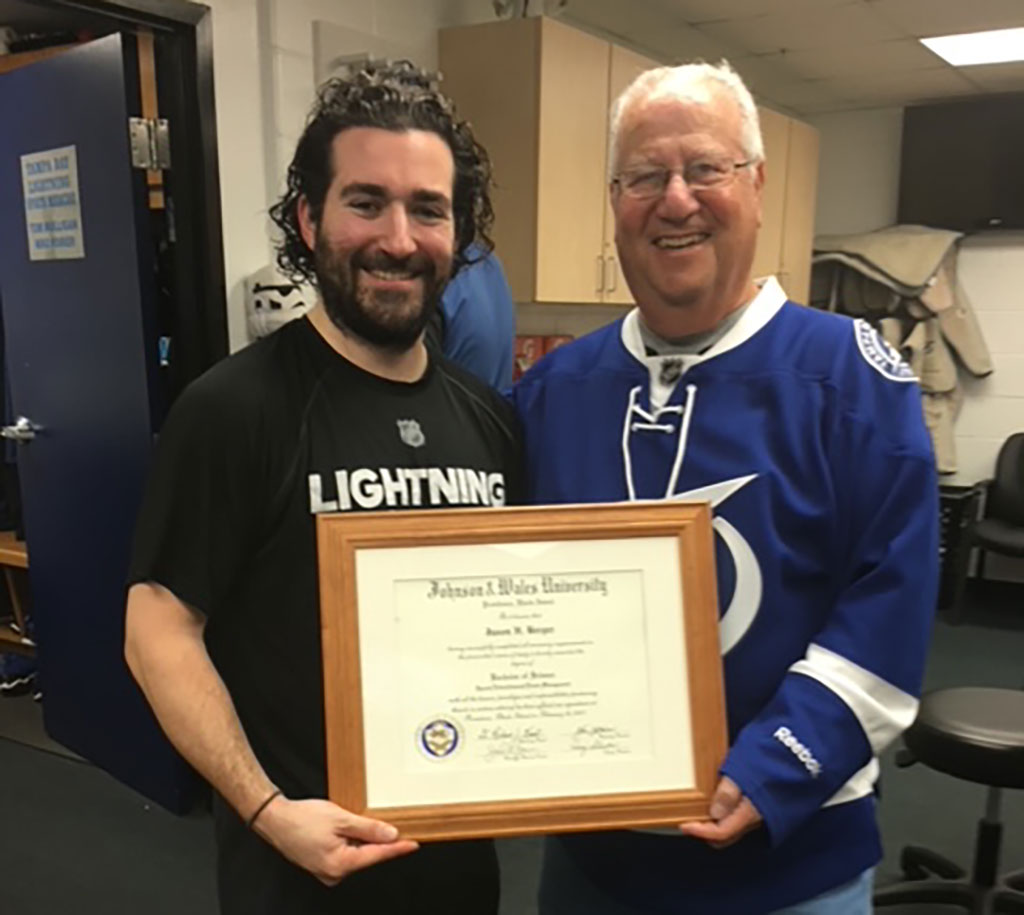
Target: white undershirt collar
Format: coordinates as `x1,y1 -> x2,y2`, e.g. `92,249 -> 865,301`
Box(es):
621,275 -> 789,369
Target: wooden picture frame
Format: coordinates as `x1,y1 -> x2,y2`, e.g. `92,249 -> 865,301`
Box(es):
317,501 -> 726,841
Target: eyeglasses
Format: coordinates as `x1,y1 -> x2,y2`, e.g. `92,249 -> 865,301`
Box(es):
613,159 -> 756,199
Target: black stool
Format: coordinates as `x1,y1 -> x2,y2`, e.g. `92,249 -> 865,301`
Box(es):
874,687 -> 1024,914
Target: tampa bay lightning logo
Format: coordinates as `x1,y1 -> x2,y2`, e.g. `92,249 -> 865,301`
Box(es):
853,319 -> 916,382
670,475 -> 762,655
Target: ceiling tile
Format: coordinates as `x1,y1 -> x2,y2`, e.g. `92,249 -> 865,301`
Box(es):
562,4 -> 762,68
560,0 -> 687,47
646,0 -> 850,25
797,97 -> 869,114
960,61 -> 1024,92
653,24 -> 741,63
817,66 -> 981,105
730,55 -> 801,85
869,0 -> 1024,38
772,38 -> 944,80
562,0 -> 1024,111
756,80 -> 848,113
560,0 -> 756,70
696,2 -> 905,53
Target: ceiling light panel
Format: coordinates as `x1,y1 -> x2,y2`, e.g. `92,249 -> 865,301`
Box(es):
921,27 -> 1024,66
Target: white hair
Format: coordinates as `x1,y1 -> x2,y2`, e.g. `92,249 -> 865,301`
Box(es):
609,60 -> 764,174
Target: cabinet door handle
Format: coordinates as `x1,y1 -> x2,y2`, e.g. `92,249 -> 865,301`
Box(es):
596,255 -> 604,293
605,256 -> 618,292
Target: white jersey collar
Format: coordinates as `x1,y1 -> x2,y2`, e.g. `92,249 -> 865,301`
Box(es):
620,275 -> 789,368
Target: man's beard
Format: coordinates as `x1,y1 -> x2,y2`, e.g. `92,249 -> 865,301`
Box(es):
313,232 -> 448,352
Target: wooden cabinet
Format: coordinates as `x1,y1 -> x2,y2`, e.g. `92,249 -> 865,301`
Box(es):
440,17 -> 654,305
602,44 -> 659,304
752,107 -> 819,305
752,107 -> 789,290
440,17 -> 817,306
532,20 -> 610,304
778,118 -> 819,306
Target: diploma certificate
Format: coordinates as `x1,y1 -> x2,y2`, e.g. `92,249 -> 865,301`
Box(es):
318,502 -> 726,840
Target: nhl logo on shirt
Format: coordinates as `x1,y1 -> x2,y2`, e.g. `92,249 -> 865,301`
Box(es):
417,718 -> 461,759
659,357 -> 684,386
397,418 -> 426,447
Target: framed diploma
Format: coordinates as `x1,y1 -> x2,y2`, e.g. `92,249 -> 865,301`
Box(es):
317,501 -> 727,841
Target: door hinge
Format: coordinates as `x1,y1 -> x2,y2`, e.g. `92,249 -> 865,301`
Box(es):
129,117 -> 171,170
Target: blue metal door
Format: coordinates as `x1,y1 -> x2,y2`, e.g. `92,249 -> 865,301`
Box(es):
0,34 -> 198,812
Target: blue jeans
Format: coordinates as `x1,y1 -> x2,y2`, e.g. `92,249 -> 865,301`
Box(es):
772,869 -> 873,915
537,837 -> 873,915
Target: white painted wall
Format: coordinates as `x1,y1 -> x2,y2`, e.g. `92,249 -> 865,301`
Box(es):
952,234 -> 1024,583
809,107 -> 903,237
950,233 -> 1024,492
812,108 -> 1024,582
205,0 -> 271,353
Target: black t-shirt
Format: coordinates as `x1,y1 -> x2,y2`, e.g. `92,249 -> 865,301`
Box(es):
129,317 -> 524,798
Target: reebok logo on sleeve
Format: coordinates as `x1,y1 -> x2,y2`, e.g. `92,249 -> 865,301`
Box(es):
773,726 -> 822,778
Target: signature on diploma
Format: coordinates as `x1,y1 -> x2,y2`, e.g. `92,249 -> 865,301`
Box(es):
477,725 -> 548,763
569,724 -> 632,757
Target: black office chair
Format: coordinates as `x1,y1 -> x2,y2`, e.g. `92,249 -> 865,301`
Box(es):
874,688 -> 1024,913
971,432 -> 1024,582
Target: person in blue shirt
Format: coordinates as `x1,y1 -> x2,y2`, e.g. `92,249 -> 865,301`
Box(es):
512,60 -> 938,915
426,243 -> 516,389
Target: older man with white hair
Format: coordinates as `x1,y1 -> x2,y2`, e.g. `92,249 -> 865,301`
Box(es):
512,61 -> 938,914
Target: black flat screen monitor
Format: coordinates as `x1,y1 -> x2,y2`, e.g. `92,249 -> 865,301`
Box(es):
898,94 -> 1024,232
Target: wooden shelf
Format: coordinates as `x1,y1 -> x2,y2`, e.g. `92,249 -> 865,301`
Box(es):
0,622 -> 35,657
0,531 -> 28,569
0,532 -> 33,659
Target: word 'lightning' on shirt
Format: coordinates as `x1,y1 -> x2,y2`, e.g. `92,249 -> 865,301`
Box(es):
308,466 -> 506,513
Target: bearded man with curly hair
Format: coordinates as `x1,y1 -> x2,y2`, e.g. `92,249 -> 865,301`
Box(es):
124,60 -> 522,915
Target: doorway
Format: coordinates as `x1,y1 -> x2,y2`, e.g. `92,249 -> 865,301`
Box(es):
0,0 -> 227,810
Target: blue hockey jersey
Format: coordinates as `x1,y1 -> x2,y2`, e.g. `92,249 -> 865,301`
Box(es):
512,278 -> 939,913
